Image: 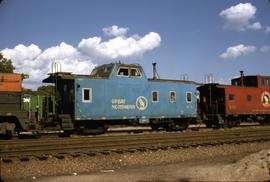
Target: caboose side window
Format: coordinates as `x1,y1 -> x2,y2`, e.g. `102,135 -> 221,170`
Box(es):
229,94 -> 235,101
117,68 -> 129,76
130,68 -> 141,77
247,95 -> 252,102
262,78 -> 270,86
170,91 -> 176,103
82,88 -> 92,103
186,92 -> 192,103
152,91 -> 159,103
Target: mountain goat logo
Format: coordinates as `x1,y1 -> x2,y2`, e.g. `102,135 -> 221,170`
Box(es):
136,96 -> 148,111
261,91 -> 270,108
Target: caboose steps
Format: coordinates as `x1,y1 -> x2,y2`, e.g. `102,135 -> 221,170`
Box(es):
58,114 -> 75,136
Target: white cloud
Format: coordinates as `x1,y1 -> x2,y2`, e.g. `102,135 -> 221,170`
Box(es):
1,42 -> 96,89
260,46 -> 270,53
78,32 -> 161,59
1,26 -> 161,89
1,44 -> 41,64
266,26 -> 270,33
102,25 -> 129,37
247,22 -> 262,30
220,44 -> 256,59
38,42 -> 77,61
219,3 -> 261,31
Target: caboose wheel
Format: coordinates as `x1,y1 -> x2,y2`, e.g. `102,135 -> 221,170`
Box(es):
150,124 -> 159,130
79,125 -> 106,135
178,122 -> 189,131
165,121 -> 188,131
233,120 -> 240,127
59,130 -> 74,137
205,120 -> 212,128
0,131 -> 12,140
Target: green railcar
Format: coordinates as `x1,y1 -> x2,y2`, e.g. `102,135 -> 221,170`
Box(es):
23,95 -> 55,123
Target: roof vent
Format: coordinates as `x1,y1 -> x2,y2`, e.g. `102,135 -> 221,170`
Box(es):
240,70 -> 244,86
152,62 -> 160,80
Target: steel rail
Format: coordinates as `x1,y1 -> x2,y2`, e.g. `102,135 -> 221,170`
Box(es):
1,126 -> 270,147
1,127 -> 270,158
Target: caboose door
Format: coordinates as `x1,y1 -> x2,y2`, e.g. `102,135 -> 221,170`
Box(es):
56,79 -> 74,116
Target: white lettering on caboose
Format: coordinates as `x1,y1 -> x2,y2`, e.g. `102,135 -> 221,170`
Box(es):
111,99 -> 136,110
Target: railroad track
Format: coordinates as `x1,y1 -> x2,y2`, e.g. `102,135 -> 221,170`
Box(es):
1,126 -> 270,163
13,122 -> 265,138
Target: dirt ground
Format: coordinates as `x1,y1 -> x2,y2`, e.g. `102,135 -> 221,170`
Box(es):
2,141 -> 269,182
35,149 -> 270,182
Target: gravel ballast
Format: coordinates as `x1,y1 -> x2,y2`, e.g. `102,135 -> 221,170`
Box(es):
1,141 -> 270,181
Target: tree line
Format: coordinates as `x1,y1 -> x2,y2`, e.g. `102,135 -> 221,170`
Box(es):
0,53 -> 15,73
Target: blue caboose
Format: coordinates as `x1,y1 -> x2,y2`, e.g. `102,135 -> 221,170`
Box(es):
44,63 -> 198,134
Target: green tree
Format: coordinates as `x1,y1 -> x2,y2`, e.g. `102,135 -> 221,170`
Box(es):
37,85 -> 55,96
0,53 -> 15,73
22,85 -> 55,96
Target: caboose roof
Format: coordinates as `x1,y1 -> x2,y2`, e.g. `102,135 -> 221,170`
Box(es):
231,75 -> 270,88
43,63 -> 143,83
43,62 -> 202,85
148,78 -> 201,85
42,72 -> 96,83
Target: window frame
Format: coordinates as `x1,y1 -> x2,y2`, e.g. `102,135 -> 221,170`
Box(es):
228,94 -> 235,101
130,68 -> 142,78
117,67 -> 142,78
152,90 -> 159,103
117,67 -> 129,77
169,91 -> 177,103
247,95 -> 252,102
82,88 -> 92,103
186,91 -> 192,103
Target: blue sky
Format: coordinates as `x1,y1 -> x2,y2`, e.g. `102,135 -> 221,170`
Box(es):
0,0 -> 270,89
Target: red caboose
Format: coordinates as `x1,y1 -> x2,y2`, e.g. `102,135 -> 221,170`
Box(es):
198,71 -> 270,127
